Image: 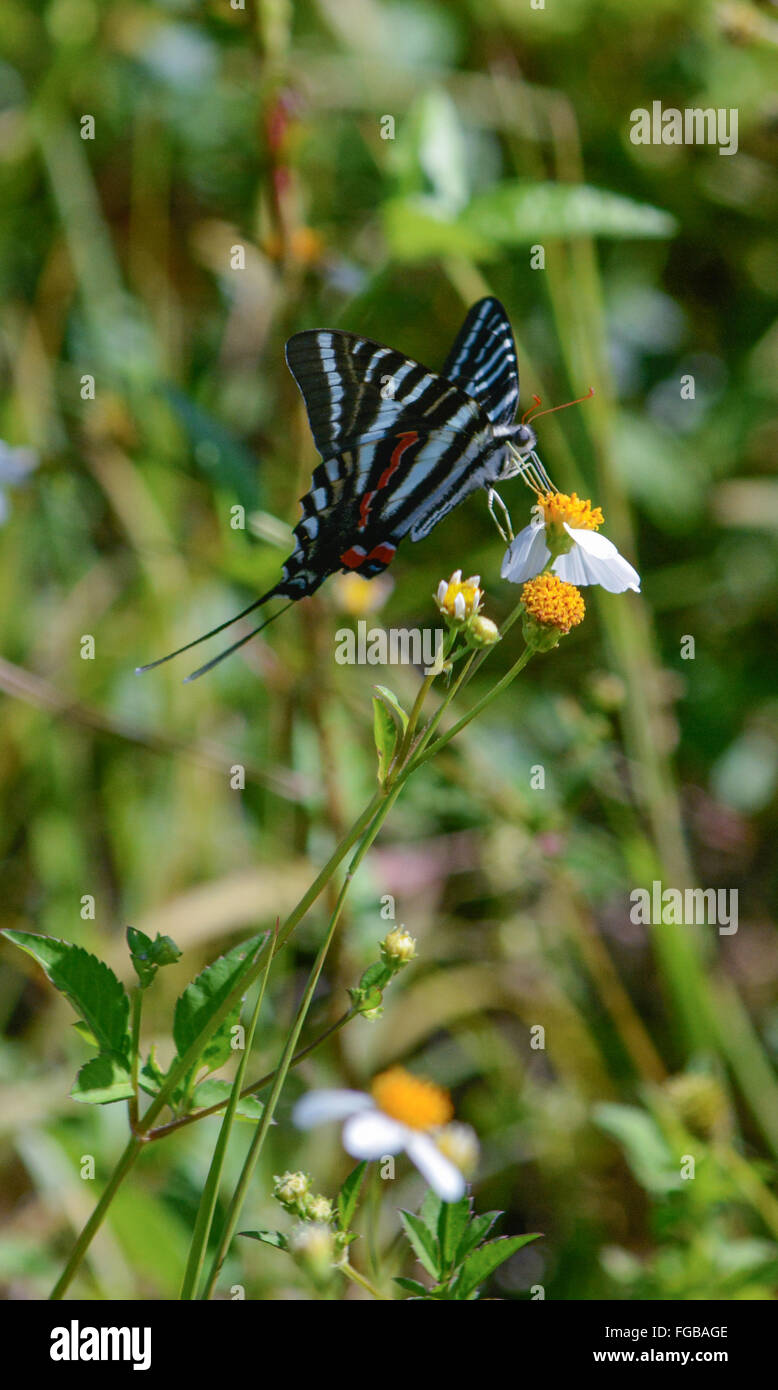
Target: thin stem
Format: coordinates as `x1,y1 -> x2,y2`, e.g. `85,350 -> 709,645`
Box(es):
49,1134 -> 145,1300
180,927 -> 278,1300
129,989 -> 142,1129
200,785 -> 402,1299
146,1009 -> 355,1141
340,1261 -> 388,1300
403,646 -> 534,779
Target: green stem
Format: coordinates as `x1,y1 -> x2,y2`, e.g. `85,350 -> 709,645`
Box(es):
49,1134 -> 145,1300
129,989 -> 142,1129
200,785 -> 402,1299
146,1009 -> 355,1141
180,928 -> 278,1300
403,645 -> 534,779
340,1260 -> 388,1300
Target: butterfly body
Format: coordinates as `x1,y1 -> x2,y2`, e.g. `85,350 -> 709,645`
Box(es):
277,300 -> 537,599
139,298 -> 547,679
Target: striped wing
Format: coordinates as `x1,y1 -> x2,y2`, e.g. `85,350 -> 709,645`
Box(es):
285,329 -> 484,458
441,297 -> 519,427
281,421 -> 501,593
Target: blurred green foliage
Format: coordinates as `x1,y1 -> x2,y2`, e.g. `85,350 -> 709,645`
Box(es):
0,0 -> 777,1300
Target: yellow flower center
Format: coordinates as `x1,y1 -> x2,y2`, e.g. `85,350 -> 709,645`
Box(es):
371,1067 -> 454,1130
521,573 -> 585,633
437,572 -> 483,620
539,491 -> 603,531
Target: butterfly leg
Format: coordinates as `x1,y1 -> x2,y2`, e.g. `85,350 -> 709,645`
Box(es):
487,487 -> 514,544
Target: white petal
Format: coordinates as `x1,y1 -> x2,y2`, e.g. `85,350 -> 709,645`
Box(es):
500,522 -> 550,582
555,526 -> 641,593
342,1111 -> 405,1158
454,592 -> 466,620
293,1089 -> 374,1129
404,1133 -> 466,1202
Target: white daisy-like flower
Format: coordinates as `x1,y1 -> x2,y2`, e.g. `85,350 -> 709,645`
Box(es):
293,1067 -> 467,1202
501,491 -> 640,594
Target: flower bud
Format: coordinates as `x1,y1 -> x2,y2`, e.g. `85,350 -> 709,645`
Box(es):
288,1222 -> 335,1282
273,1170 -> 310,1213
467,615 -> 501,647
380,926 -> 417,967
303,1193 -> 334,1223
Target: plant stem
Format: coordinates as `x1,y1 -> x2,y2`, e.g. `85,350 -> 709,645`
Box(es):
200,784 -> 403,1299
146,1009 -> 355,1141
49,1134 -> 145,1300
180,928 -> 278,1300
340,1261 -> 388,1300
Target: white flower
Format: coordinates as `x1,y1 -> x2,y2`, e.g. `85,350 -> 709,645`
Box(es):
500,491 -> 640,594
502,518 -> 640,593
293,1067 -> 467,1203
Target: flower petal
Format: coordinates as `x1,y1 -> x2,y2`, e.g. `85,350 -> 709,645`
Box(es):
555,526 -> 641,593
501,522 -> 550,582
404,1133 -> 467,1202
342,1110 -> 405,1158
293,1089 -> 374,1129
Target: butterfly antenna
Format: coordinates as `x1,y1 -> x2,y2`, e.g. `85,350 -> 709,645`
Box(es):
183,601 -> 295,682
135,589 -> 281,675
526,386 -> 595,423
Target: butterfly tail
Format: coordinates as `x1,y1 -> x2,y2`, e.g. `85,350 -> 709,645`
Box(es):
135,583 -> 288,678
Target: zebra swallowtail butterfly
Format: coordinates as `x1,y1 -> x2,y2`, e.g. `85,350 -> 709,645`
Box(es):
138,297 -> 553,680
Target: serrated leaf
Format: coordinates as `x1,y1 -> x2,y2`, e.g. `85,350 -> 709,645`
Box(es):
3,931 -> 130,1060
419,1187 -> 443,1237
172,934 -> 263,1078
238,1229 -> 288,1250
373,685 -> 409,733
438,1193 -> 471,1271
461,181 -> 676,244
372,694 -> 398,784
191,1078 -> 264,1120
454,1210 -> 502,1266
399,1209 -> 440,1279
71,1054 -> 135,1105
454,1234 -> 541,1300
394,1276 -> 429,1297
337,1161 -> 368,1232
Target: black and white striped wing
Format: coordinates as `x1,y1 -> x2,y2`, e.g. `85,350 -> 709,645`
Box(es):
441,297 -> 519,427
285,329 -> 483,457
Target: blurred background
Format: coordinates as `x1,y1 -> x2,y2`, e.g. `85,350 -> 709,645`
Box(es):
1,0 -> 777,1299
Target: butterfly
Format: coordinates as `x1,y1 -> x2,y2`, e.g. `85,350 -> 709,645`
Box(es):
138,297 -> 554,680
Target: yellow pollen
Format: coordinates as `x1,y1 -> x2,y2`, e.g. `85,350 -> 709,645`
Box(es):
521,573 -> 585,633
371,1067 -> 454,1130
540,491 -> 603,531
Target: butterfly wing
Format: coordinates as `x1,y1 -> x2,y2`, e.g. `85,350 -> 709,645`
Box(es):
440,297 -> 519,427
284,329 -> 484,458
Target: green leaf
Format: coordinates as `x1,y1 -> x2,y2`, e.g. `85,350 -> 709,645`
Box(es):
454,1210 -> 502,1265
191,1078 -> 265,1120
394,1276 -> 429,1298
238,1229 -> 288,1251
593,1103 -> 682,1194
72,1020 -> 98,1048
3,931 -> 130,1060
419,1187 -> 443,1236
337,1161 -> 368,1232
382,196 -> 495,263
70,1054 -> 135,1105
438,1193 -> 471,1271
172,934 -> 263,1079
372,694 -> 398,784
453,1233 -> 541,1300
399,1209 -> 441,1279
127,926 -> 181,987
461,181 -> 676,244
373,684 -> 409,733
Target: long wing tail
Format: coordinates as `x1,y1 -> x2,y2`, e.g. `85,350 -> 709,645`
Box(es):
135,587 -> 292,681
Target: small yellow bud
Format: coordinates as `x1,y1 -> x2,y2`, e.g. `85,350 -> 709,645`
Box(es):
435,571 -> 484,622
273,1171 -> 310,1211
304,1193 -> 334,1223
380,926 -> 417,966
468,615 -> 501,647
